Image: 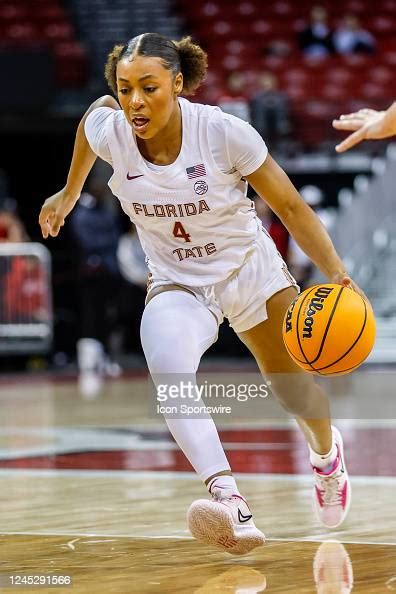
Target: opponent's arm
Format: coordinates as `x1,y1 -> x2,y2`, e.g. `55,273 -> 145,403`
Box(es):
246,155 -> 361,293
39,95 -> 120,238
332,102 -> 396,152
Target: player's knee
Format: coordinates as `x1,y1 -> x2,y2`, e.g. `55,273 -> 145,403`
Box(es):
144,338 -> 199,374
141,317 -> 198,372
140,289 -> 217,374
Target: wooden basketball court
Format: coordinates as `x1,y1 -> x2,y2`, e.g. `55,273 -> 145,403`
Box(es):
0,371 -> 395,593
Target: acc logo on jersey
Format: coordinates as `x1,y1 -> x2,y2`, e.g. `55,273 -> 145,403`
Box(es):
194,180 -> 208,195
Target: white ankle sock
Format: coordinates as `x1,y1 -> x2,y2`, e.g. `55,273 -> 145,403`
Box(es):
309,432 -> 338,472
207,475 -> 240,496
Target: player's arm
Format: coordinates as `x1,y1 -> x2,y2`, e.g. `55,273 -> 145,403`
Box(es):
39,95 -> 120,239
246,155 -> 361,292
332,102 -> 396,152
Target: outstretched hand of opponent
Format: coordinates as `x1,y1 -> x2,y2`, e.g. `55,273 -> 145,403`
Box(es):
333,103 -> 396,152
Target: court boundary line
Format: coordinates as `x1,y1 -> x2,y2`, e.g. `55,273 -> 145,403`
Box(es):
0,531 -> 394,546
1,468 -> 396,484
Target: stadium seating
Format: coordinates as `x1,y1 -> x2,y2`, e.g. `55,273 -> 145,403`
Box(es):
68,0 -> 180,93
0,0 -> 88,87
174,0 -> 396,148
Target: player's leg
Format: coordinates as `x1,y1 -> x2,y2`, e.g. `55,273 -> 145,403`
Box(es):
239,287 -> 333,451
237,286 -> 351,528
141,288 -> 229,478
140,288 -> 265,553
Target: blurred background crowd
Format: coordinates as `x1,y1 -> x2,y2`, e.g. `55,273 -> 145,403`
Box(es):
0,0 -> 395,391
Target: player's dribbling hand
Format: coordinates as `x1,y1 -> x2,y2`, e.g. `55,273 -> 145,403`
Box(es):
331,272 -> 367,301
39,189 -> 76,239
332,108 -> 387,152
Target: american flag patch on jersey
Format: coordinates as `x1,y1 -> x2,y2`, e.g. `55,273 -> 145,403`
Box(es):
186,164 -> 206,179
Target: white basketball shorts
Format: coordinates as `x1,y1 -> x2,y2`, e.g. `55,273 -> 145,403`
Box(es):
146,229 -> 299,333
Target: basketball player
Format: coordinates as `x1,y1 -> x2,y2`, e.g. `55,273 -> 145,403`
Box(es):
333,102 -> 396,152
39,34 -> 359,555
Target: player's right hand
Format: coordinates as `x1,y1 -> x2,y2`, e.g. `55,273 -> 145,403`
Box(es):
330,271 -> 367,301
39,189 -> 76,239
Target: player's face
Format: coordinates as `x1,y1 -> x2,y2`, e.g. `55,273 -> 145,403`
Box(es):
116,56 -> 183,139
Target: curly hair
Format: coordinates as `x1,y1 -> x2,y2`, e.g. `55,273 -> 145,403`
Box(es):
104,33 -> 207,96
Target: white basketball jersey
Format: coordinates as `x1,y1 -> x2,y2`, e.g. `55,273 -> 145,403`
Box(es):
104,98 -> 266,285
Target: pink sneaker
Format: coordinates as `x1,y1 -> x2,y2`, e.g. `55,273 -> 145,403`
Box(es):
187,486 -> 265,555
313,541 -> 353,593
312,427 -> 351,529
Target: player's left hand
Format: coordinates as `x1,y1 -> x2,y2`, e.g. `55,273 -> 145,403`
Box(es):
331,272 -> 367,301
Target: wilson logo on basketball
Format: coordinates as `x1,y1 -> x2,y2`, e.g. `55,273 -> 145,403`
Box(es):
302,286 -> 334,339
282,283 -> 376,375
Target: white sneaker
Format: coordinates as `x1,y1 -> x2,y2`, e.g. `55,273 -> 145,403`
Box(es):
194,567 -> 267,593
77,338 -> 105,375
187,486 -> 265,555
312,427 -> 351,529
78,370 -> 103,399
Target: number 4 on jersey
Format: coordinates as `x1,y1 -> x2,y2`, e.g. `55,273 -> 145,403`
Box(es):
173,222 -> 191,243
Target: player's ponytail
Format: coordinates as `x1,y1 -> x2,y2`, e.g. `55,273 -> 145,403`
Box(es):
104,33 -> 207,97
173,36 -> 208,95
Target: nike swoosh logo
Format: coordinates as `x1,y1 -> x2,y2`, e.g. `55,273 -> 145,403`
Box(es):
127,173 -> 144,180
238,509 -> 252,523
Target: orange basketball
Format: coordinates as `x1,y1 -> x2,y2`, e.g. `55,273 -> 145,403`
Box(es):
282,284 -> 376,375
